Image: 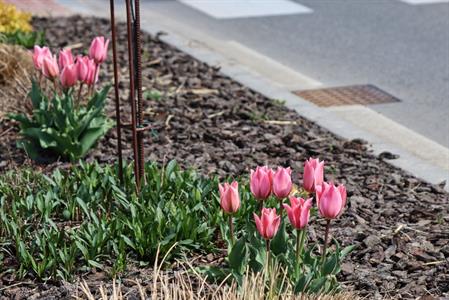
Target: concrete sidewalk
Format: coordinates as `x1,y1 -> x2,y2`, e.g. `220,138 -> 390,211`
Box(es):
7,0 -> 449,191
5,0 -> 70,16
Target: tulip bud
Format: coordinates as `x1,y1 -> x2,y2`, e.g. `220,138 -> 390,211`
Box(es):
60,64 -> 78,88
283,197 -> 312,230
303,158 -> 324,193
32,46 -> 51,70
42,55 -> 59,79
219,181 -> 240,214
254,208 -> 281,240
272,167 -> 292,199
250,166 -> 273,200
316,182 -> 347,219
75,56 -> 89,82
88,36 -> 109,64
84,58 -> 98,86
58,48 -> 74,70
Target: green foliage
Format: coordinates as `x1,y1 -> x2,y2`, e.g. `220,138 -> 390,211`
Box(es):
200,211 -> 354,295
201,226 -> 353,294
0,160 -> 222,280
271,99 -> 286,106
143,89 -> 162,101
0,30 -> 45,48
9,81 -> 113,162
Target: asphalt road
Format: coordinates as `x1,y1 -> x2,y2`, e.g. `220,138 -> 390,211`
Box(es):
138,0 -> 449,148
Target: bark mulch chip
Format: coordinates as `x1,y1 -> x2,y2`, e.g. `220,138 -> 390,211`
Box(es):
0,16 -> 448,299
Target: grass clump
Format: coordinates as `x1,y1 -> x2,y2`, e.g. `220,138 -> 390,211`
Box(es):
0,160 -> 222,281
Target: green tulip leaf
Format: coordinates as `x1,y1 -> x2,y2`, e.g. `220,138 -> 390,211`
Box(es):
339,244 -> 356,259
228,237 -> 247,275
294,273 -> 312,294
270,222 -> 288,256
308,277 -> 327,293
322,254 -> 338,276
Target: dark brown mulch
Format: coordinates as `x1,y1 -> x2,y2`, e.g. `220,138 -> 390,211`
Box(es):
0,15 -> 448,299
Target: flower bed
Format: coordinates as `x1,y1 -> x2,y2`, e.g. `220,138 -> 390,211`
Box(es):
0,15 -> 447,299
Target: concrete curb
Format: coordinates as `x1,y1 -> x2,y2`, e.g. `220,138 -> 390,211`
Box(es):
57,0 -> 449,191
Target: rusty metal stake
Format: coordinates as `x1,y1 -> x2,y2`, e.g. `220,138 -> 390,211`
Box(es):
125,0 -> 141,191
134,0 -> 145,183
109,0 -> 123,183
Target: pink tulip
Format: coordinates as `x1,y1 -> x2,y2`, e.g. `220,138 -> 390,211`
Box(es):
32,46 -> 51,70
283,197 -> 312,230
88,36 -> 109,64
254,208 -> 281,240
60,64 -> 78,88
84,58 -> 98,86
75,56 -> 89,82
303,158 -> 324,193
58,48 -> 74,70
42,55 -> 59,78
250,166 -> 273,200
316,182 -> 347,219
272,167 -> 292,199
219,181 -> 240,214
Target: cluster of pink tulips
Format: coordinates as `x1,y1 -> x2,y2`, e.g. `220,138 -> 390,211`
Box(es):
219,158 -> 347,263
31,36 -> 109,92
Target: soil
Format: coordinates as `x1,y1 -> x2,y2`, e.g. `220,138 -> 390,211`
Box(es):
0,16 -> 448,299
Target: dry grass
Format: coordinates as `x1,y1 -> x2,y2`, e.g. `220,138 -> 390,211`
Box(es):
0,43 -> 33,117
74,245 -> 359,300
75,272 -> 358,300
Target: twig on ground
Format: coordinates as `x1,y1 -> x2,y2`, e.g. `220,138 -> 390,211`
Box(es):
263,120 -> 297,125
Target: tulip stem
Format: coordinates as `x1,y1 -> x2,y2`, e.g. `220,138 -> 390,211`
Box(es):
93,63 -> 99,93
322,219 -> 331,264
53,78 -> 58,95
38,73 -> 43,88
279,199 -> 284,217
266,239 -> 271,271
296,228 -> 306,270
77,83 -> 84,108
228,214 -> 234,247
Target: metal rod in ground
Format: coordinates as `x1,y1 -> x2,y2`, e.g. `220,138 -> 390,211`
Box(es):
109,0 -> 123,183
125,0 -> 141,191
134,0 -> 145,182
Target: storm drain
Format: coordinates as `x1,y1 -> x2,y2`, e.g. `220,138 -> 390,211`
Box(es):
293,84 -> 400,107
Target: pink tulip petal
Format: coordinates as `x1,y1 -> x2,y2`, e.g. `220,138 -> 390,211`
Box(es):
254,213 -> 264,237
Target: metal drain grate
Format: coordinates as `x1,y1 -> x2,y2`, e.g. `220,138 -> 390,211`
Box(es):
293,84 -> 400,107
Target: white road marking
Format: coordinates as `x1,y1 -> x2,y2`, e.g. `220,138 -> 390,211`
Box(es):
398,0 -> 449,4
178,0 -> 313,19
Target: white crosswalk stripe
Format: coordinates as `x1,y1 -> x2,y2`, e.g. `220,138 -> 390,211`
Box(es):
177,0 -> 313,19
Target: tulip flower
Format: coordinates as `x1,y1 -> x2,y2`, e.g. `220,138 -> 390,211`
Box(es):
32,45 -> 51,70
75,56 -> 89,82
42,55 -> 59,79
58,48 -> 74,70
250,166 -> 273,201
219,181 -> 240,214
84,58 -> 98,86
254,207 -> 281,271
303,158 -> 324,193
316,182 -> 347,263
219,181 -> 240,246
88,36 -> 109,64
272,167 -> 292,199
254,208 -> 281,240
283,197 -> 312,230
60,64 -> 78,89
316,182 -> 346,220
284,197 -> 312,265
